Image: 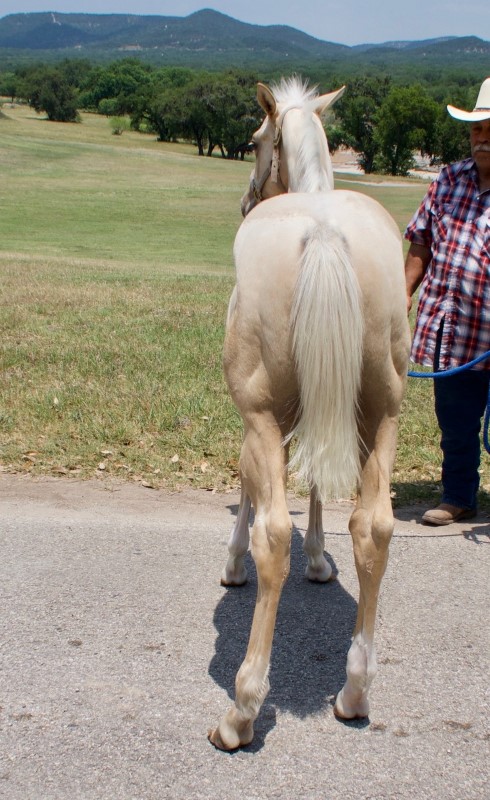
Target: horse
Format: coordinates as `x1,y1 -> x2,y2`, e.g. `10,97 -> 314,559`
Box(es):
209,77 -> 411,751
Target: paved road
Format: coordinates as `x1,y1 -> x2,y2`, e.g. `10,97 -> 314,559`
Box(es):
1,475 -> 488,799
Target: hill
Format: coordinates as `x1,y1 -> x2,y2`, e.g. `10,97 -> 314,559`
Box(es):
0,10 -> 348,58
0,9 -> 488,74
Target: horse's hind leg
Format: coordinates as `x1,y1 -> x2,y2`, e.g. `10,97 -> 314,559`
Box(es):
221,487 -> 251,586
334,408 -> 400,721
209,415 -> 292,750
303,486 -> 333,582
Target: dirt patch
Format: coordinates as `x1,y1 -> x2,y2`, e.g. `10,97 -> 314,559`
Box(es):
332,147 -> 439,181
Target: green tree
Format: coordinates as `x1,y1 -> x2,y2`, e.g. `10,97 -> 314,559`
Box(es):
324,124 -> 344,155
130,81 -> 181,142
175,73 -> 216,155
0,71 -> 19,103
374,84 -> 438,175
435,113 -> 471,164
204,72 -> 259,158
129,69 -> 259,157
432,84 -> 477,164
78,59 -> 154,115
129,67 -> 198,141
57,59 -> 92,89
26,67 -> 80,122
336,77 -> 392,173
98,97 -> 121,117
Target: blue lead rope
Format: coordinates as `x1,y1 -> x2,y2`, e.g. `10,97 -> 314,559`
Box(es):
408,349 -> 490,453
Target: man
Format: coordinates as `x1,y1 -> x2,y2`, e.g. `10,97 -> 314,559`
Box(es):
405,77 -> 490,526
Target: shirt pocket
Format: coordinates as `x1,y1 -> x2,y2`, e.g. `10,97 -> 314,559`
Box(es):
431,201 -> 456,242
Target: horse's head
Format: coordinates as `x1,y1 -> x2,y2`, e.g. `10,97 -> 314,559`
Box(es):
241,78 -> 345,217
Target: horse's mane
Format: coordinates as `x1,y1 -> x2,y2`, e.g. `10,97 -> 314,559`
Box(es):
270,77 -> 332,193
270,76 -> 319,108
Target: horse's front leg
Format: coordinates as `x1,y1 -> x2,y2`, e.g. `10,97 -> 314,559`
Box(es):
221,487 -> 251,586
334,413 -> 399,720
209,422 -> 291,750
303,486 -> 333,582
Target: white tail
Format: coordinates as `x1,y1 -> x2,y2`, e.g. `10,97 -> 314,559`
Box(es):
288,222 -> 363,503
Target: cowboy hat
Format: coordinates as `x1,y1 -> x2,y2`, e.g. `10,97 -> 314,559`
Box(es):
447,77 -> 490,122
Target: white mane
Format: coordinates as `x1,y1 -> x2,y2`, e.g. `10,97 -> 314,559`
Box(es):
271,77 -> 333,193
270,76 -> 319,107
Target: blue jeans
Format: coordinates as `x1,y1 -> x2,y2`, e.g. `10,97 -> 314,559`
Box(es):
433,339 -> 490,510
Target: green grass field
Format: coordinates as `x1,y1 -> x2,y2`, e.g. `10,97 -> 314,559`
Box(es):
1,102 -> 488,504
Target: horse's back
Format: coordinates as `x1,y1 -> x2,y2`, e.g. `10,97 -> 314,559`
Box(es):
236,190 -> 401,268
233,190 -> 406,322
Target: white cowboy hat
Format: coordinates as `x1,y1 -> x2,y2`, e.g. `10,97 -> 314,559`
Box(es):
447,77 -> 490,122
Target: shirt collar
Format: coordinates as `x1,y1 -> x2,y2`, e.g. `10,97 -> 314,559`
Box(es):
458,158 -> 489,196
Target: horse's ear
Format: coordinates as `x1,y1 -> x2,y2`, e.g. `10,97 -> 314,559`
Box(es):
314,85 -> 346,117
257,83 -> 277,117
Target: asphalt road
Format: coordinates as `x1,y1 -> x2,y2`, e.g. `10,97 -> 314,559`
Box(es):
1,475 -> 488,799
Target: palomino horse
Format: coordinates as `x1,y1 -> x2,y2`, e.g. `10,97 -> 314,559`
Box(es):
209,78 -> 410,750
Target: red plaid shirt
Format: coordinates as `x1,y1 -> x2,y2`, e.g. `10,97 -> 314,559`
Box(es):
405,158 -> 490,370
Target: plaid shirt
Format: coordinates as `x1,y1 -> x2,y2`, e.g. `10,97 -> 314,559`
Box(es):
405,158 -> 490,370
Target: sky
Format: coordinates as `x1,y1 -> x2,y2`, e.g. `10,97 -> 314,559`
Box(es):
0,1 -> 488,47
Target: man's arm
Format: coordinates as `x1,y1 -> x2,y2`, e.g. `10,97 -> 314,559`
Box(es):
404,242 -> 432,314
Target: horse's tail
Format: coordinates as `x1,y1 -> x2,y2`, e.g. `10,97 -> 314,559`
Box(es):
287,221 -> 363,503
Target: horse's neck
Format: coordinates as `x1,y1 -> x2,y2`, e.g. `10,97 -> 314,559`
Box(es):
287,123 -> 334,193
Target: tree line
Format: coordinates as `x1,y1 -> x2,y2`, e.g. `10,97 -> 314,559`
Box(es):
0,58 -> 478,174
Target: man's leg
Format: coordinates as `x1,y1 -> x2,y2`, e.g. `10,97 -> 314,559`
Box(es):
435,369 -> 489,509
423,369 -> 489,523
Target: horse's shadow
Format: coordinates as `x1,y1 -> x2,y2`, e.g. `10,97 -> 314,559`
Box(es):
208,504 -> 360,750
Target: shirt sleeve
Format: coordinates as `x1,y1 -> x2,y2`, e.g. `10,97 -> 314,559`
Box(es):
404,179 -> 438,248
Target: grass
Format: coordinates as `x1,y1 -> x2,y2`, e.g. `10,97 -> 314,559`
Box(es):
1,102 -> 489,505
1,257 -> 239,490
0,104 -> 245,270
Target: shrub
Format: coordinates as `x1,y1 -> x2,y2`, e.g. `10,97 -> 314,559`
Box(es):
109,116 -> 130,135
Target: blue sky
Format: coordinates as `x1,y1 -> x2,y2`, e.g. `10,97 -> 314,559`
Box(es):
0,1 -> 489,46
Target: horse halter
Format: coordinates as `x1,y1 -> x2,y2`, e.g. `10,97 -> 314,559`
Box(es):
251,107 -> 295,203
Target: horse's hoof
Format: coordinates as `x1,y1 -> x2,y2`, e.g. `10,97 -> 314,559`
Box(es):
220,565 -> 248,586
208,727 -> 237,751
305,561 -> 334,583
333,689 -> 369,720
208,712 -> 254,751
333,704 -> 369,721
